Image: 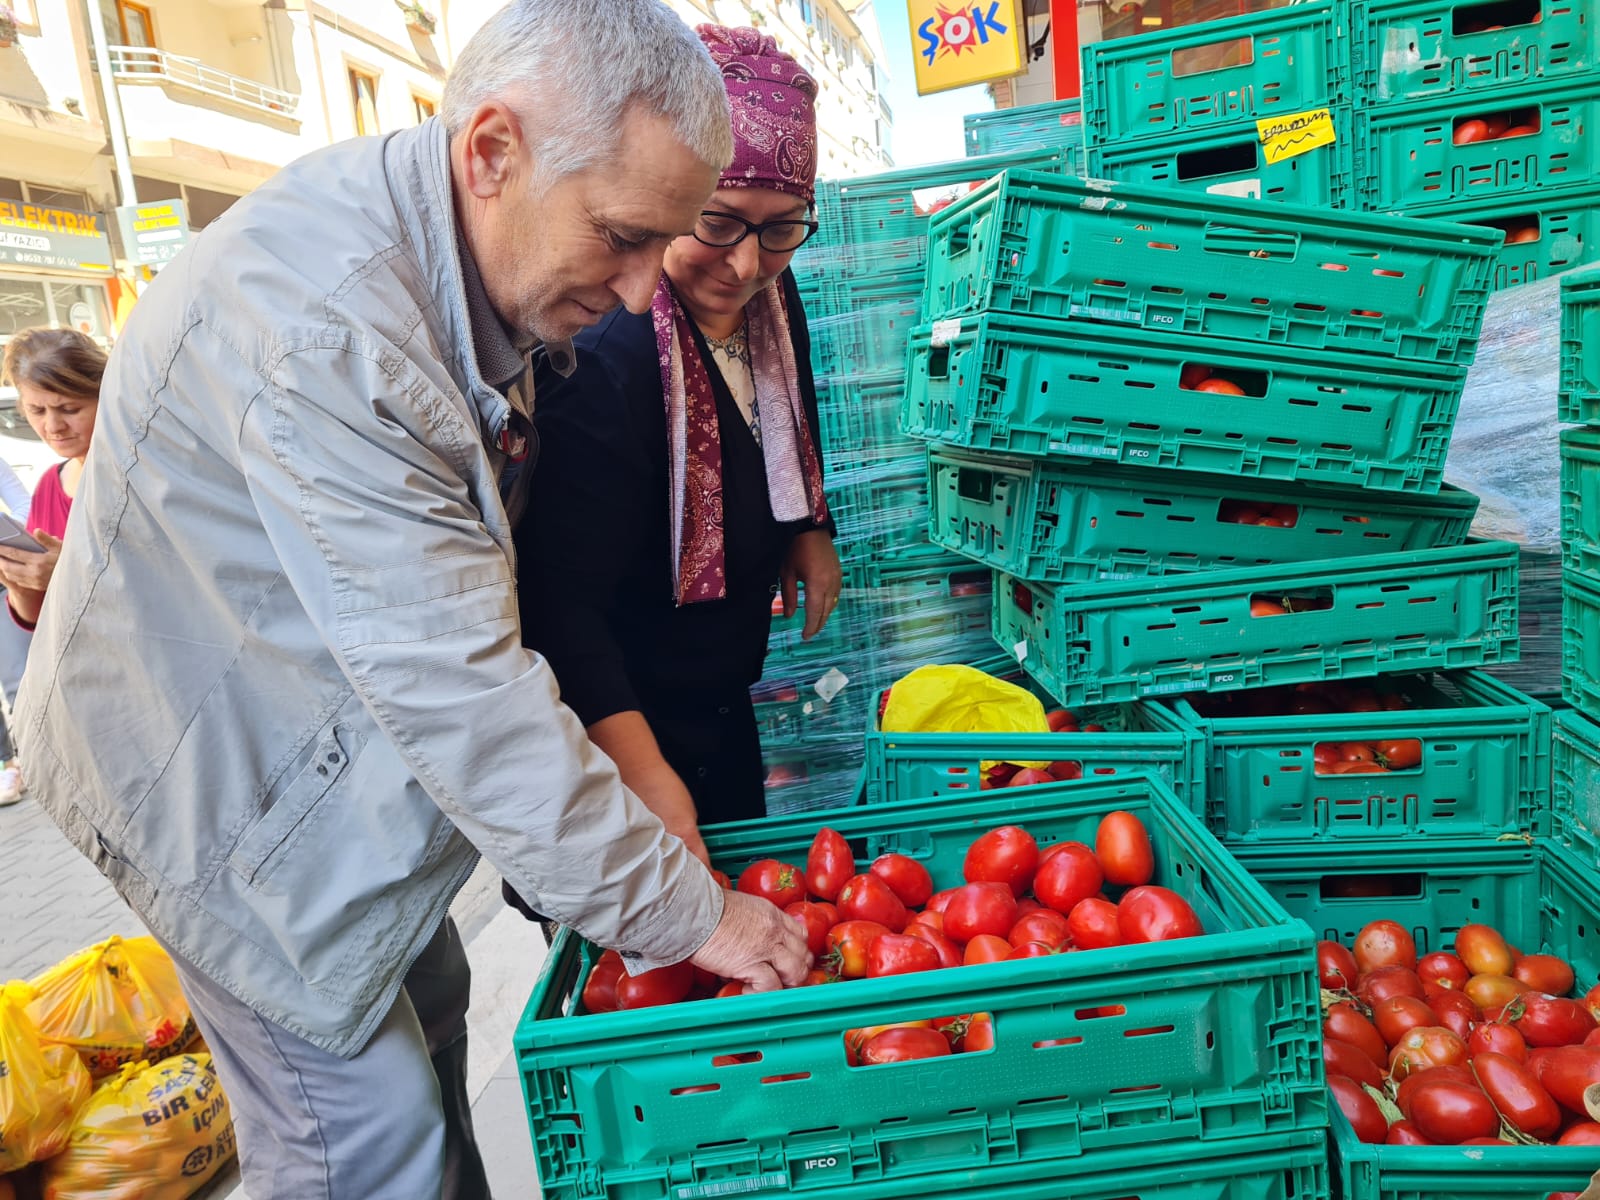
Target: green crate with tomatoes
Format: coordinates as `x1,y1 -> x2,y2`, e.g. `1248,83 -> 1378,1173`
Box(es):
1232,836 -> 1600,1200
513,774 -> 1325,1200
1561,267 -> 1600,423
927,447 -> 1481,584
1163,669 -> 1552,846
1552,708 -> 1600,875
991,539 -> 1521,707
1397,180 -> 1600,295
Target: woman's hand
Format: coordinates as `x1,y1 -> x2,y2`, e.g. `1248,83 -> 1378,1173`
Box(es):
780,529 -> 842,641
0,532 -> 63,623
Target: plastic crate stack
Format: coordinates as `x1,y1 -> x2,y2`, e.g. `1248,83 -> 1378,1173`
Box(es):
750,149 -> 1074,815
963,98 -> 1084,163
1354,0 -> 1600,289
1081,0 -> 1357,208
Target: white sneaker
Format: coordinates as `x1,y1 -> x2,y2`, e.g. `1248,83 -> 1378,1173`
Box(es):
0,765 -> 24,807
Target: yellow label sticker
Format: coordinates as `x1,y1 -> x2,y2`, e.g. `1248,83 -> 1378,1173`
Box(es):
1257,108 -> 1337,165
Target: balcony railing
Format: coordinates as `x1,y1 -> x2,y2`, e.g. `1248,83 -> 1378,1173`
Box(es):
106,45 -> 298,118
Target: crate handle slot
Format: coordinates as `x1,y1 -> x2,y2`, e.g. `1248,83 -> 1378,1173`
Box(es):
1171,34 -> 1254,79
1176,140 -> 1259,182
1452,0 -> 1542,36
1203,224 -> 1301,261
956,466 -> 996,504
1319,871 -> 1424,900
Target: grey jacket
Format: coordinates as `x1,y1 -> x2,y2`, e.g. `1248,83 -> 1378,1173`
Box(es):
13,121 -> 722,1056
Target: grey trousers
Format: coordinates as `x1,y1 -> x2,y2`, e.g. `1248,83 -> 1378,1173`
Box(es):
164,917 -> 491,1200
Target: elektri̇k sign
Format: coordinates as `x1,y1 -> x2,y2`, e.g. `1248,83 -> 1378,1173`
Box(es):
908,1 -> 1027,96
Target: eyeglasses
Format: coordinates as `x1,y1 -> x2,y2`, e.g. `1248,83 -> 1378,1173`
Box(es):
692,210 -> 820,253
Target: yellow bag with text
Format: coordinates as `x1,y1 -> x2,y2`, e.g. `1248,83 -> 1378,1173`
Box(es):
39,1053 -> 234,1200
0,981 -> 92,1172
28,938 -> 197,1078
880,664 -> 1051,768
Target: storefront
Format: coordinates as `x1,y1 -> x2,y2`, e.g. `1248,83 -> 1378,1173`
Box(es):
0,179 -> 115,346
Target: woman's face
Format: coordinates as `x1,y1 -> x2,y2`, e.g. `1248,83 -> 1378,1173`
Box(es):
19,382 -> 99,462
663,186 -> 811,330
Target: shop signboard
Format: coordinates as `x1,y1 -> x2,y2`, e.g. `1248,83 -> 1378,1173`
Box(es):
0,201 -> 113,275
909,0 -> 1027,95
116,199 -> 191,267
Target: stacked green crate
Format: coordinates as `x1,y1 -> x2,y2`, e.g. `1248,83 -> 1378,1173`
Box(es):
752,150 -> 1073,814
1560,267 -> 1600,734
1081,0 -> 1356,208
963,99 -> 1083,163
1356,0 -> 1600,285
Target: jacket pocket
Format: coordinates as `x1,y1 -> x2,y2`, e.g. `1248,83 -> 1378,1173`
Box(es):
229,724 -> 361,888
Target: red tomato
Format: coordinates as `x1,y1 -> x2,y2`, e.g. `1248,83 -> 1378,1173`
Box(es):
866,933 -> 942,979
1068,897 -> 1123,950
1325,1037 -> 1385,1088
1008,941 -> 1060,959
1584,982 -> 1600,1021
1503,225 -> 1540,245
1354,919 -> 1418,974
709,869 -> 733,890
1373,995 -> 1441,1047
800,968 -> 835,987
713,981 -> 744,998
1557,1122 -> 1600,1145
1428,989 -> 1480,1040
1532,1045 -> 1600,1114
1453,118 -> 1491,144
836,873 -> 910,933
1396,1064 -> 1475,1112
1008,910 -> 1071,950
1047,760 -> 1084,781
1514,994 -> 1598,1048
1194,376 -> 1246,396
1385,1120 -> 1433,1145
1465,973 -> 1529,1011
907,909 -> 945,933
1514,955 -> 1578,996
963,934 -> 1013,965
860,1026 -> 951,1064
1456,924 -> 1515,976
925,889 -> 958,915
1046,708 -> 1078,732
1388,1025 -> 1468,1081
616,961 -> 695,1010
903,923 -> 963,969
738,859 -> 807,909
1095,811 -> 1155,886
870,854 -> 933,909
1472,1052 -> 1562,1138
1586,1027 -> 1600,1048
784,901 -> 837,958
1015,897 -> 1047,916
1008,768 -> 1056,787
1418,951 -> 1471,990
1375,738 -> 1423,770
962,1014 -> 995,1053
1326,1001 -> 1389,1067
1118,886 -> 1202,943
806,828 -> 854,902
581,950 -> 626,1014
1033,842 -> 1104,915
1358,965 -> 1428,1008
1501,123 -> 1540,138
1178,362 -> 1213,389
964,825 -> 1040,897
1403,1078 -> 1501,1144
944,882 -> 1021,943
1251,597 -> 1289,617
1318,940 -> 1360,990
1329,1074 -> 1389,1144
1469,1022 -> 1527,1062
825,920 -> 892,980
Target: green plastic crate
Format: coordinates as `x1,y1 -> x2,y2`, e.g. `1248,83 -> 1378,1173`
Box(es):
1166,669 -> 1551,845
1085,109 -> 1356,209
810,285 -> 921,382
513,774 -> 1324,1200
1562,566 -> 1600,723
829,459 -> 936,559
1561,425 -> 1600,575
819,376 -> 914,468
1561,266 -> 1600,422
902,313 -> 1469,493
862,694 -> 1204,811
1352,0 -> 1600,105
922,170 -> 1500,363
760,740 -> 865,816
992,539 -> 1521,706
1553,707 -> 1600,873
1233,836 -> 1600,1200
1398,180 -> 1600,292
926,447 -> 1480,583
964,100 -> 1083,158
1082,0 -> 1349,147
1353,74 -> 1600,212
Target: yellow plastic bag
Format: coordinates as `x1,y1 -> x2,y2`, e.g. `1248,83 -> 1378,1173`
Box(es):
880,664 -> 1051,769
39,1053 -> 234,1200
28,938 -> 197,1078
0,981 -> 93,1172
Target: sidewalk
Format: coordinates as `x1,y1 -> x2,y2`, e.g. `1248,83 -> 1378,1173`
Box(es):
1,798 -> 544,1199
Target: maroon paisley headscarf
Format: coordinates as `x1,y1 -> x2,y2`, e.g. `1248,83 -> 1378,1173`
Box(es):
654,25 -> 827,605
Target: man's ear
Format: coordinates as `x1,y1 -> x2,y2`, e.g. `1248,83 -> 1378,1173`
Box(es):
459,101 -> 524,200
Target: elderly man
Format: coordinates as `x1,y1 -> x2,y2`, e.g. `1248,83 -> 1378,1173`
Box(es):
11,1 -> 808,1197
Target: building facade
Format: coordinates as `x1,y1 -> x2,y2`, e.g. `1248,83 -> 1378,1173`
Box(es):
0,0 -> 891,347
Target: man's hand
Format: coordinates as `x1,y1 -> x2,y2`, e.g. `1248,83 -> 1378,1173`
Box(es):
690,889 -> 809,992
780,529 -> 842,642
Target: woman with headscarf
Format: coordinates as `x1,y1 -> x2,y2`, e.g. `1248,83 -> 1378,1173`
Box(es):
515,24 -> 840,862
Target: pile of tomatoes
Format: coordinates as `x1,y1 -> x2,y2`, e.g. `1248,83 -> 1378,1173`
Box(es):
1453,110 -> 1541,145
1185,678 -> 1421,720
1320,918 -> 1600,1150
579,811 -> 1208,1065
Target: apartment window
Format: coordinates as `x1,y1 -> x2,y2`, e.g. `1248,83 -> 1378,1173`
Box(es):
412,93 -> 437,124
116,0 -> 155,47
798,0 -> 812,24
349,68 -> 380,136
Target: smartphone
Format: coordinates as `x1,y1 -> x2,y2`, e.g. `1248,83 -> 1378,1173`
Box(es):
0,513 -> 43,553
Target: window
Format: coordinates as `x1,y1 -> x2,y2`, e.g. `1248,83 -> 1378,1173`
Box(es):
798,0 -> 812,24
116,0 -> 155,47
412,93 -> 437,124
349,68 -> 380,136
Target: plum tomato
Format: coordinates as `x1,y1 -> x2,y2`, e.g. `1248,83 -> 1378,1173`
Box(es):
1428,989 -> 1480,1041
870,854 -> 934,909
1067,897 -> 1123,950
1318,940 -> 1360,990
1007,941 -> 1060,960
836,873 -> 910,933
944,882 -> 1021,943
1531,1045 -> 1600,1115
1417,951 -> 1471,990
1513,954 -> 1578,997
738,859 -> 808,909
1403,1078 -> 1501,1144
1357,965 -> 1428,1008
1095,811 -> 1154,886
1464,973 -> 1530,1011
806,828 -> 854,902
866,933 -> 942,979
615,960 -> 695,1010
859,1026 -> 952,1064
1329,1074 -> 1389,1144
1354,919 -> 1418,974
1032,842 -> 1104,916
825,920 -> 892,980
1385,1120 -> 1433,1145
581,949 -> 626,1014
1388,1025 -> 1467,1081
1512,994 -> 1598,1048
903,923 -> 963,969
1373,995 -> 1441,1048
1468,1021 -> 1527,1062
964,825 -> 1040,898
784,900 -> 837,958
1557,1122 -> 1600,1146
1008,909 -> 1071,950
1472,1051 -> 1562,1139
1325,1037 -> 1385,1089
1117,886 -> 1203,944
1455,924 -> 1515,977
1325,1001 -> 1388,1067
963,934 -> 1013,965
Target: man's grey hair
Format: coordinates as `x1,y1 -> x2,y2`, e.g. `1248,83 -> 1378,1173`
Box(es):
442,0 -> 734,185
